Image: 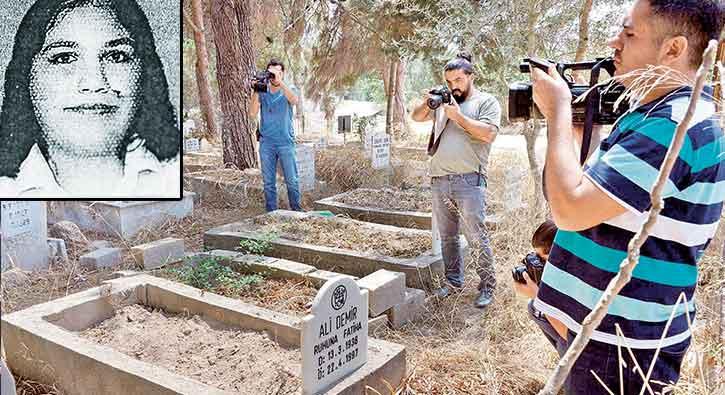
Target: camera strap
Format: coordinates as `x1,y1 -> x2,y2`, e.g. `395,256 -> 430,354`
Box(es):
427,118 -> 449,156
580,89 -> 598,165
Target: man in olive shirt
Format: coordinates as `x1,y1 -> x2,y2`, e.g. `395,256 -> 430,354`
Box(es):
411,53 -> 501,308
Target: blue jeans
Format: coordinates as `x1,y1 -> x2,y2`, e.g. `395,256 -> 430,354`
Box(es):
259,142 -> 302,212
431,173 -> 495,292
528,301 -> 689,394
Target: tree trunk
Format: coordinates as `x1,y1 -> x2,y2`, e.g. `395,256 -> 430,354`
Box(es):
211,0 -> 257,170
385,59 -> 397,137
524,3 -> 545,216
393,59 -> 412,140
573,0 -> 594,82
190,0 -> 219,142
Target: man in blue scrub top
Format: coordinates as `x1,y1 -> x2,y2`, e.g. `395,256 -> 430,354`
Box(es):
249,59 -> 302,212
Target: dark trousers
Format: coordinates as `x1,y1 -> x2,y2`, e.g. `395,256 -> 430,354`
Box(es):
528,301 -> 689,394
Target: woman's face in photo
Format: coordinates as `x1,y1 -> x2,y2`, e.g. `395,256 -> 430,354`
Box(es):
29,5 -> 141,156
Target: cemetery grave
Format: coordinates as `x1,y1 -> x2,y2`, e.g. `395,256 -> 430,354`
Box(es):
183,151 -> 222,173
1,274 -> 406,395
160,250 -> 428,331
185,168 -> 285,208
314,187 -> 500,230
204,210 -> 447,290
47,194 -> 196,239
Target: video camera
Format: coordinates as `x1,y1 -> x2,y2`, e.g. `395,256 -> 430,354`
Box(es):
509,57 -> 629,164
251,70 -> 275,93
511,252 -> 545,286
509,57 -> 628,124
427,87 -> 452,110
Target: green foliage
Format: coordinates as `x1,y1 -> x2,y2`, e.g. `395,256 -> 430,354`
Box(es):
352,113 -> 381,142
170,258 -> 263,296
237,232 -> 277,255
348,73 -> 385,104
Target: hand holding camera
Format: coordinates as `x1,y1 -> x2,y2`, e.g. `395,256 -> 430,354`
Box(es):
250,70 -> 276,93
426,87 -> 452,110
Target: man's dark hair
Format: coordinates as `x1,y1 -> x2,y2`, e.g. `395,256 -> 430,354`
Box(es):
532,219 -> 558,254
267,59 -> 285,72
444,52 -> 474,75
0,0 -> 179,178
648,0 -> 724,68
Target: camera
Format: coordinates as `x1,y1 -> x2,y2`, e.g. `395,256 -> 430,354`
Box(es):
251,70 -> 275,93
508,57 -> 628,125
511,252 -> 546,285
427,87 -> 452,110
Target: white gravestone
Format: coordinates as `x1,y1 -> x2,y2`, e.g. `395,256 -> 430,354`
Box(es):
1,201 -> 48,271
371,134 -> 391,169
302,276 -> 369,395
363,131 -> 373,158
315,136 -> 328,151
503,165 -> 525,211
182,119 -> 196,138
296,144 -> 316,192
276,144 -> 316,192
184,138 -> 201,153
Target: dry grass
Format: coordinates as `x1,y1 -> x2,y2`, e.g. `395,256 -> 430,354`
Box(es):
2,145 -> 723,393
337,187 -> 433,212
253,214 -> 432,258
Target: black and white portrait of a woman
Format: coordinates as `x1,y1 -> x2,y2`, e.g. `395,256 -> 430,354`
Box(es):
0,0 -> 180,198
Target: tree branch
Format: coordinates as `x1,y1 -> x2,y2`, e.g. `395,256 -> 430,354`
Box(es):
538,39 -> 720,395
183,9 -> 200,33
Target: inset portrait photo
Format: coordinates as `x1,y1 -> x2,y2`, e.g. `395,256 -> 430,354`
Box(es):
0,0 -> 181,199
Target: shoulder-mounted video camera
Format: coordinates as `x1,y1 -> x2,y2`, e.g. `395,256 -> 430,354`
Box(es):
508,57 -> 629,164
251,70 -> 275,93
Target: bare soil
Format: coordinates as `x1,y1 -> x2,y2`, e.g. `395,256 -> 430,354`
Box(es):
253,214 -> 432,258
78,304 -> 301,394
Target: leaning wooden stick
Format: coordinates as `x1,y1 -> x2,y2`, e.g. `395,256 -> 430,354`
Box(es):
538,39 -> 719,395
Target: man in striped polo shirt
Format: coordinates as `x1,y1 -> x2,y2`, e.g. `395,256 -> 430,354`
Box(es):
527,0 -> 724,393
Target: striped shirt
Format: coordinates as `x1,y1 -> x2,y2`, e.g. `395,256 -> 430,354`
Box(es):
534,86 -> 724,349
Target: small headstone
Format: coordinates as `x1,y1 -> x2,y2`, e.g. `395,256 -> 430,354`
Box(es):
184,138 -> 201,153
1,201 -> 49,271
363,131 -> 373,158
79,247 -> 123,270
315,136 -> 328,150
48,220 -> 89,256
371,134 -> 391,169
503,165 -> 525,211
182,119 -> 196,138
302,276 -> 368,395
296,144 -> 316,192
47,238 -> 69,263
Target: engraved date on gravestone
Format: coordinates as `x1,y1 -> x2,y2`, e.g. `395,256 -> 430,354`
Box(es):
0,201 -> 33,238
302,277 -> 368,395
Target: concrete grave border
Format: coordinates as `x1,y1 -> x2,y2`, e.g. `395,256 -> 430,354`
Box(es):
314,189 -> 501,230
1,274 -> 406,395
47,195 -> 195,239
203,211 -> 447,290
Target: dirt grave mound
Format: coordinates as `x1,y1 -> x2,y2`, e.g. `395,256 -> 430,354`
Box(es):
79,304 -> 301,394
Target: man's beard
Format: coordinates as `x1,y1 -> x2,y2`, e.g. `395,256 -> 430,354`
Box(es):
452,83 -> 471,103
452,88 -> 467,104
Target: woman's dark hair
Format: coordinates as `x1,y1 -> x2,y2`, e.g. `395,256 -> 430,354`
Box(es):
532,219 -> 558,254
444,52 -> 474,75
0,0 -> 179,177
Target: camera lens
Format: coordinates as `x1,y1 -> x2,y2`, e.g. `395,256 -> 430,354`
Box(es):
427,95 -> 443,110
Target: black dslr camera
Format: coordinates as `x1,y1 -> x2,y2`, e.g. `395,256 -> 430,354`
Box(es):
251,70 -> 275,93
508,57 -> 627,124
512,252 -> 546,285
427,87 -> 452,110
